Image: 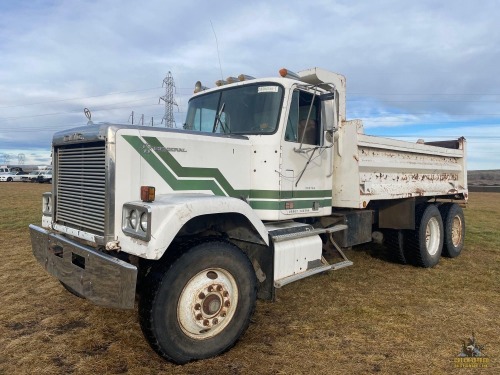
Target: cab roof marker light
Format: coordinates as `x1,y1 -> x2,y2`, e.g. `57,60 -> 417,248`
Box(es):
226,76 -> 239,84
194,81 -> 208,93
279,68 -> 301,80
215,79 -> 228,87
238,74 -> 255,81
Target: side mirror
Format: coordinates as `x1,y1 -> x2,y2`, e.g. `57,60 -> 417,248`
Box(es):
320,92 -> 337,132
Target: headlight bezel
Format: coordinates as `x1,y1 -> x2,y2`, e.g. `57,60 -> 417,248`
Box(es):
122,204 -> 152,241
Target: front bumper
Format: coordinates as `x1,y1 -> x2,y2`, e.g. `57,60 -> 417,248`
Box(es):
29,224 -> 137,309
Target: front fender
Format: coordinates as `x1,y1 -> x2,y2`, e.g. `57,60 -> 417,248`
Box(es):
118,193 -> 269,259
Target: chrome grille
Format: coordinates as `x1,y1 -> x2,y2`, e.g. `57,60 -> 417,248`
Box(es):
55,142 -> 106,235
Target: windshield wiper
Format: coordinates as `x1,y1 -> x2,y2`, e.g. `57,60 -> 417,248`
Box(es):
212,102 -> 227,133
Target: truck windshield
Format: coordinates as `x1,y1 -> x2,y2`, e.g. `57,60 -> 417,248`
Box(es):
184,83 -> 283,134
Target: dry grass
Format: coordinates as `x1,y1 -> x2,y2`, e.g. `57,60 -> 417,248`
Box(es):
0,184 -> 498,374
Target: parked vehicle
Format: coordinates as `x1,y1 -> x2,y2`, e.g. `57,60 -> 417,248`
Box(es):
37,170 -> 52,183
22,171 -> 43,182
30,68 -> 468,364
0,171 -> 27,182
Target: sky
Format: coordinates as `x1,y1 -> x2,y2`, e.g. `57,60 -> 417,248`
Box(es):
1,0 -> 499,170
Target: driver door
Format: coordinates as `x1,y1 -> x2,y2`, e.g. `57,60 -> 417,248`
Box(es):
279,89 -> 332,218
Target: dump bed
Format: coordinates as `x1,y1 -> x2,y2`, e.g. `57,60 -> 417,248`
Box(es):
332,120 -> 467,208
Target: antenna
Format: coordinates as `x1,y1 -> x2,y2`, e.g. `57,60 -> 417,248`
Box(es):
210,20 -> 224,80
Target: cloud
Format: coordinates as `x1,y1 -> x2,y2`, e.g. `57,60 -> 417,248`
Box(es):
0,0 -> 499,170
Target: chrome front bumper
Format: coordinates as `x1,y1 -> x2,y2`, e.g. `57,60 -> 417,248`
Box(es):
29,224 -> 137,309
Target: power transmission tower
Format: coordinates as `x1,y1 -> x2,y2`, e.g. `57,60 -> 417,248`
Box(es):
159,71 -> 178,128
18,153 -> 25,165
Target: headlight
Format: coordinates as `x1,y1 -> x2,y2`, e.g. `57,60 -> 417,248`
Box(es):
140,212 -> 148,231
122,204 -> 151,241
129,210 -> 139,228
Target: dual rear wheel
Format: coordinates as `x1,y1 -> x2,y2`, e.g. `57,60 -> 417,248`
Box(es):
385,203 -> 465,267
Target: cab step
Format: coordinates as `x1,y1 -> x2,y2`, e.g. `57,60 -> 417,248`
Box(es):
271,224 -> 348,242
274,257 -> 353,288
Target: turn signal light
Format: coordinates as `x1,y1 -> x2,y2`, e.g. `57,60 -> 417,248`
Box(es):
141,186 -> 155,202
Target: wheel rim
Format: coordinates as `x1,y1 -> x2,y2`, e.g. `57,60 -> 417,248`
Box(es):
451,215 -> 463,247
177,268 -> 238,340
425,217 -> 441,256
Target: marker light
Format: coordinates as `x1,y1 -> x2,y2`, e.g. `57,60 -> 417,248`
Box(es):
238,74 -> 255,81
215,79 -> 228,86
141,186 -> 155,202
279,68 -> 301,80
226,76 -> 239,84
194,81 -> 208,93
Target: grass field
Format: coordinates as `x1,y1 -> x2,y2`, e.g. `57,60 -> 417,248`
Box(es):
0,183 -> 498,374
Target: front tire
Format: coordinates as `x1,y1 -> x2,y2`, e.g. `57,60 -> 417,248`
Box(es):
139,240 -> 257,364
405,204 -> 443,268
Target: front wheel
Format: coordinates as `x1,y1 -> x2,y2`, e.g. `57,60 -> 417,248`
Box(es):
139,240 -> 257,364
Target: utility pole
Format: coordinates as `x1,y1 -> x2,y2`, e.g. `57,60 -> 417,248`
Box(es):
159,71 -> 178,128
128,111 -> 134,124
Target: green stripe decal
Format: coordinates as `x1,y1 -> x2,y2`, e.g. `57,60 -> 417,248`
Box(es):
142,136 -> 248,198
250,199 -> 332,210
123,135 -> 332,209
124,135 -> 226,196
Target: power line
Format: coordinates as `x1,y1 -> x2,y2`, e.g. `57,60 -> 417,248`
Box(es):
0,87 -> 163,109
0,96 -> 163,121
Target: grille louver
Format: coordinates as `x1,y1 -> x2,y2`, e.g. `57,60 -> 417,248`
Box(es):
55,142 -> 106,235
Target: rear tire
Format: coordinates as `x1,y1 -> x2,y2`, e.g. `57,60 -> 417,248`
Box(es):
439,203 -> 465,258
384,229 -> 408,264
139,240 -> 257,364
405,204 -> 443,268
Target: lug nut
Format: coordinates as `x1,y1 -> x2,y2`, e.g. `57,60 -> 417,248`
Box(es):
198,292 -> 205,299
203,319 -> 210,326
212,318 -> 218,325
223,291 -> 229,297
208,286 -> 214,292
196,314 -> 203,320
221,312 -> 226,317
224,301 -> 231,308
217,285 -> 223,292
194,303 -> 201,310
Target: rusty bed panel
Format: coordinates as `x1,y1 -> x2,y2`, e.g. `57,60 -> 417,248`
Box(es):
332,120 -> 467,208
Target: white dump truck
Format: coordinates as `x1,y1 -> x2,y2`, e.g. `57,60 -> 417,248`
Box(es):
30,68 -> 467,364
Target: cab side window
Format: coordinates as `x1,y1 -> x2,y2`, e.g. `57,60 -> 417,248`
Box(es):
285,90 -> 320,145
